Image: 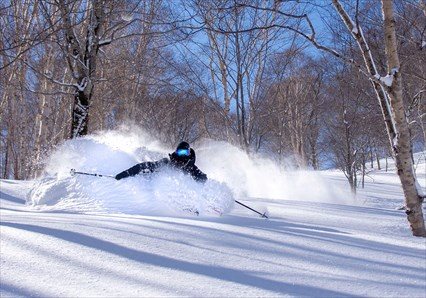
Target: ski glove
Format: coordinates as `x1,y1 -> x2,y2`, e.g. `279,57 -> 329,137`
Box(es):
115,171 -> 128,180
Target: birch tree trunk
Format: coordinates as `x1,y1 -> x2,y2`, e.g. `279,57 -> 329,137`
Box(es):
381,0 -> 425,236
33,43 -> 55,177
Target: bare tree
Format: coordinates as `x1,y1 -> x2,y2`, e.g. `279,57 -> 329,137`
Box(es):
0,0 -> 42,179
318,0 -> 426,236
39,0 -> 169,138
53,0 -> 110,138
188,0 -> 286,151
218,0 -> 425,236
259,50 -> 325,168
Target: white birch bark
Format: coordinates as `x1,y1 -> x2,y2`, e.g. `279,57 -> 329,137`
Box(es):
33,41 -> 55,177
381,0 -> 425,236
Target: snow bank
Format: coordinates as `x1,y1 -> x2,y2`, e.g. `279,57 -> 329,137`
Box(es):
28,128 -> 233,216
28,128 -> 350,215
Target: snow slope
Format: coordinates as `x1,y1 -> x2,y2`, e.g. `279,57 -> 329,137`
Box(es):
1,131 -> 425,297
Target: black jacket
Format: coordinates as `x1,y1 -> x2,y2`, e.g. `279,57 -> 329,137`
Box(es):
115,149 -> 207,182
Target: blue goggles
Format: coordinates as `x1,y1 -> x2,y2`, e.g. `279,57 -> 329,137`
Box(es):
176,148 -> 190,157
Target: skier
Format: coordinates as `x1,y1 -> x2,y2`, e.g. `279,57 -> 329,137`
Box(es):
115,141 -> 207,182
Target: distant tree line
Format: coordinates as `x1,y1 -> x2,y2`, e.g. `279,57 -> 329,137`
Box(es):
1,1 -> 425,234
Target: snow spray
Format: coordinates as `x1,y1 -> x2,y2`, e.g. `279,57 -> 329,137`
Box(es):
196,140 -> 351,203
28,127 -> 350,215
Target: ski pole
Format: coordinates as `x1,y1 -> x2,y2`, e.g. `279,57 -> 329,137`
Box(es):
70,168 -> 115,179
235,200 -> 268,218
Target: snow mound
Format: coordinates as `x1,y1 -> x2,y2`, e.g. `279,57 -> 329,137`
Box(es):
28,129 -> 234,216
28,172 -> 233,216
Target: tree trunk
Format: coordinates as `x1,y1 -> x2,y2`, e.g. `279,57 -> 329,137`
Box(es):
33,44 -> 55,177
71,87 -> 91,138
58,0 -> 105,139
375,150 -> 381,170
3,133 -> 12,179
353,166 -> 357,193
362,152 -> 366,189
385,156 -> 388,172
381,0 -> 425,236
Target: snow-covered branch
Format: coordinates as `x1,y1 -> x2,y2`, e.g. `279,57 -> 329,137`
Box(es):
374,68 -> 399,87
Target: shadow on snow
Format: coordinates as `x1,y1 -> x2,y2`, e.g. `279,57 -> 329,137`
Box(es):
1,221 -> 354,297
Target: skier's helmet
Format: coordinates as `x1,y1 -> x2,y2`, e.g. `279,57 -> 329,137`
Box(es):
170,141 -> 195,167
175,141 -> 190,157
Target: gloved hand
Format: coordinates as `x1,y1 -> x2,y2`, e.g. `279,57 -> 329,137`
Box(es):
195,173 -> 207,183
115,171 -> 128,180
